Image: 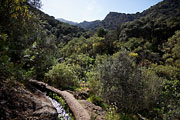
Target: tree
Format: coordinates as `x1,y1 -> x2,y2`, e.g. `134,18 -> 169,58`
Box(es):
97,28 -> 107,37
27,0 -> 42,8
0,0 -> 42,80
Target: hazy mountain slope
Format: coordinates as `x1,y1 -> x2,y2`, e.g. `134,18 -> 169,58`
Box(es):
77,20 -> 101,30
57,18 -> 78,25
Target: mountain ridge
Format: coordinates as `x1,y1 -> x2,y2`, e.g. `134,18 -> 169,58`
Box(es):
73,0 -> 170,30
57,18 -> 78,25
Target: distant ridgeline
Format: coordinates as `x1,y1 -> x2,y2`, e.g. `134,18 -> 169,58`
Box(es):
59,0 -> 180,33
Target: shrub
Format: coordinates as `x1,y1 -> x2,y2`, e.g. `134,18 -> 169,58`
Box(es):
150,64 -> 180,119
99,51 -> 162,113
87,70 -> 101,95
86,54 -> 109,97
45,63 -> 79,90
105,106 -> 134,120
105,107 -> 121,120
163,30 -> 180,67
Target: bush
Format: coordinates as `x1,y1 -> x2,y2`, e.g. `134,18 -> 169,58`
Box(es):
163,30 -> 180,67
105,107 -> 121,120
150,64 -> 180,119
105,106 -> 134,120
45,63 -> 79,90
99,51 -> 162,113
86,54 -> 109,99
87,70 -> 101,95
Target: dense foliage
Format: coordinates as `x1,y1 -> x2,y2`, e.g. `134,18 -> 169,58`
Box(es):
0,0 -> 85,81
99,51 -> 162,113
46,63 -> 79,90
1,0 -> 180,119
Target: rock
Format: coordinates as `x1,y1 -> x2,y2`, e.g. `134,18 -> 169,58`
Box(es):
29,79 -> 91,120
74,90 -> 89,100
79,100 -> 105,120
0,80 -> 58,120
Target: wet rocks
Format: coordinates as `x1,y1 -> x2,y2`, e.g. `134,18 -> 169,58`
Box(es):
46,95 -> 72,120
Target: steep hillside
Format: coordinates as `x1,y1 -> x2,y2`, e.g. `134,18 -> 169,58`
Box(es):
32,8 -> 85,43
101,12 -> 140,29
118,0 -> 180,42
23,7 -> 86,78
100,0 -> 179,30
0,1 -> 86,81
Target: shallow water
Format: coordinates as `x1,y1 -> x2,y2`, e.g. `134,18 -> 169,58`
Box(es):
45,93 -> 72,120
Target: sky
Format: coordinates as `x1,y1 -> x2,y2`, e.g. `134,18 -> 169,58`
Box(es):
40,0 -> 162,23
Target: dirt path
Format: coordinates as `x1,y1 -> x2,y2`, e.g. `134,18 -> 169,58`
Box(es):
29,79 -> 91,120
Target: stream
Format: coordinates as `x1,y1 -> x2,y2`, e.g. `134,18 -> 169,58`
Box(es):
44,93 -> 72,120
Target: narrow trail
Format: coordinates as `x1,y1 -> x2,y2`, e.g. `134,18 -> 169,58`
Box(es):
29,79 -> 91,120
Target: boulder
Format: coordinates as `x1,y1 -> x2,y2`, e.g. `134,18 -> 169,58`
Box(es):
79,100 -> 105,120
0,80 -> 58,120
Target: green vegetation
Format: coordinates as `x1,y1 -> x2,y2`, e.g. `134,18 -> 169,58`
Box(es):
99,51 -> 162,113
1,0 -> 180,119
105,107 -> 134,120
45,62 -> 79,90
0,0 -> 84,81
